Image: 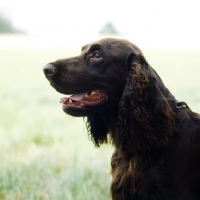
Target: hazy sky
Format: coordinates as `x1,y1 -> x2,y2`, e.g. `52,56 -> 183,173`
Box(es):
0,0 -> 200,49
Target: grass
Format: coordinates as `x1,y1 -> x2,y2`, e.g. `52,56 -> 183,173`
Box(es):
0,46 -> 200,200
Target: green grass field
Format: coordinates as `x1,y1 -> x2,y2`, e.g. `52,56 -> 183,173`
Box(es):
0,47 -> 200,200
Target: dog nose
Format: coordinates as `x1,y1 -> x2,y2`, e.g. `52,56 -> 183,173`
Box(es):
43,64 -> 56,77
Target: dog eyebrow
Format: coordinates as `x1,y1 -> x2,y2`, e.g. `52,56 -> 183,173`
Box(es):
81,44 -> 101,53
88,44 -> 101,52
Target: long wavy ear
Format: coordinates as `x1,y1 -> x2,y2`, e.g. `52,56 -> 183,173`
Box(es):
116,52 -> 177,155
86,114 -> 108,147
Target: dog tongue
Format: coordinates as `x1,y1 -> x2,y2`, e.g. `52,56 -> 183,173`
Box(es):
70,92 -> 88,101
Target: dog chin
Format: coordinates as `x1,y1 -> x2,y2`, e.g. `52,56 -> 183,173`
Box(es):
62,104 -> 101,117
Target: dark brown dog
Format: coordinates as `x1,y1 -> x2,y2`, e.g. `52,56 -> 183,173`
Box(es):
43,38 -> 200,200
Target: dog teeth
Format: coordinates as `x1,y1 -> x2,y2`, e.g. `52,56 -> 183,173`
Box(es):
69,99 -> 73,104
84,91 -> 96,99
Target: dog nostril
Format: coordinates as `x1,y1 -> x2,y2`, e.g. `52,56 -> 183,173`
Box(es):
43,64 -> 56,77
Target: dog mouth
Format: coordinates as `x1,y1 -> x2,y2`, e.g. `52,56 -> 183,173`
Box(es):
60,90 -> 108,108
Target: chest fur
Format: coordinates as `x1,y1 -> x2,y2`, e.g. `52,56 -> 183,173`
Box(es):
110,150 -> 162,200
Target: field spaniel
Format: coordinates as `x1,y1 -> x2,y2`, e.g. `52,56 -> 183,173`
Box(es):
43,38 -> 200,200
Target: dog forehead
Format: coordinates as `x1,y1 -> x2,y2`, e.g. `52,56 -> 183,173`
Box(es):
81,40 -> 107,52
82,38 -> 125,48
81,38 -> 142,55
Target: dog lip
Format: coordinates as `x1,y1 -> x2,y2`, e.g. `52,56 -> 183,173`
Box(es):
60,90 -> 108,109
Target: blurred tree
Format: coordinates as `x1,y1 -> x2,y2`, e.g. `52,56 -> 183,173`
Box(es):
100,22 -> 119,35
0,13 -> 23,33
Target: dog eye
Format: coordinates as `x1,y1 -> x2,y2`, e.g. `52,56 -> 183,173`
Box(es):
93,52 -> 101,59
88,52 -> 101,61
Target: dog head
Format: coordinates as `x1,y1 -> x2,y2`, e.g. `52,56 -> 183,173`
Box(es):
43,38 -> 176,150
43,38 -> 142,117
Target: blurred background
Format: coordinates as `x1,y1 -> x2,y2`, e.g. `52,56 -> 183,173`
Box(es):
0,0 -> 200,199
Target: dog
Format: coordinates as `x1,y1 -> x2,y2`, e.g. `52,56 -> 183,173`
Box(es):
43,38 -> 200,200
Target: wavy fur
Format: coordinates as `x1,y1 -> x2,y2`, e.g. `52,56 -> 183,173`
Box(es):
116,53 -> 177,155
44,38 -> 200,200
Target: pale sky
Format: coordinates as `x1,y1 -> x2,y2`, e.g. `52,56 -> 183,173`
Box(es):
0,0 -> 200,49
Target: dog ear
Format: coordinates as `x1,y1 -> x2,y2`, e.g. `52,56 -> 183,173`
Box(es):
116,52 -> 176,155
86,114 -> 108,147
